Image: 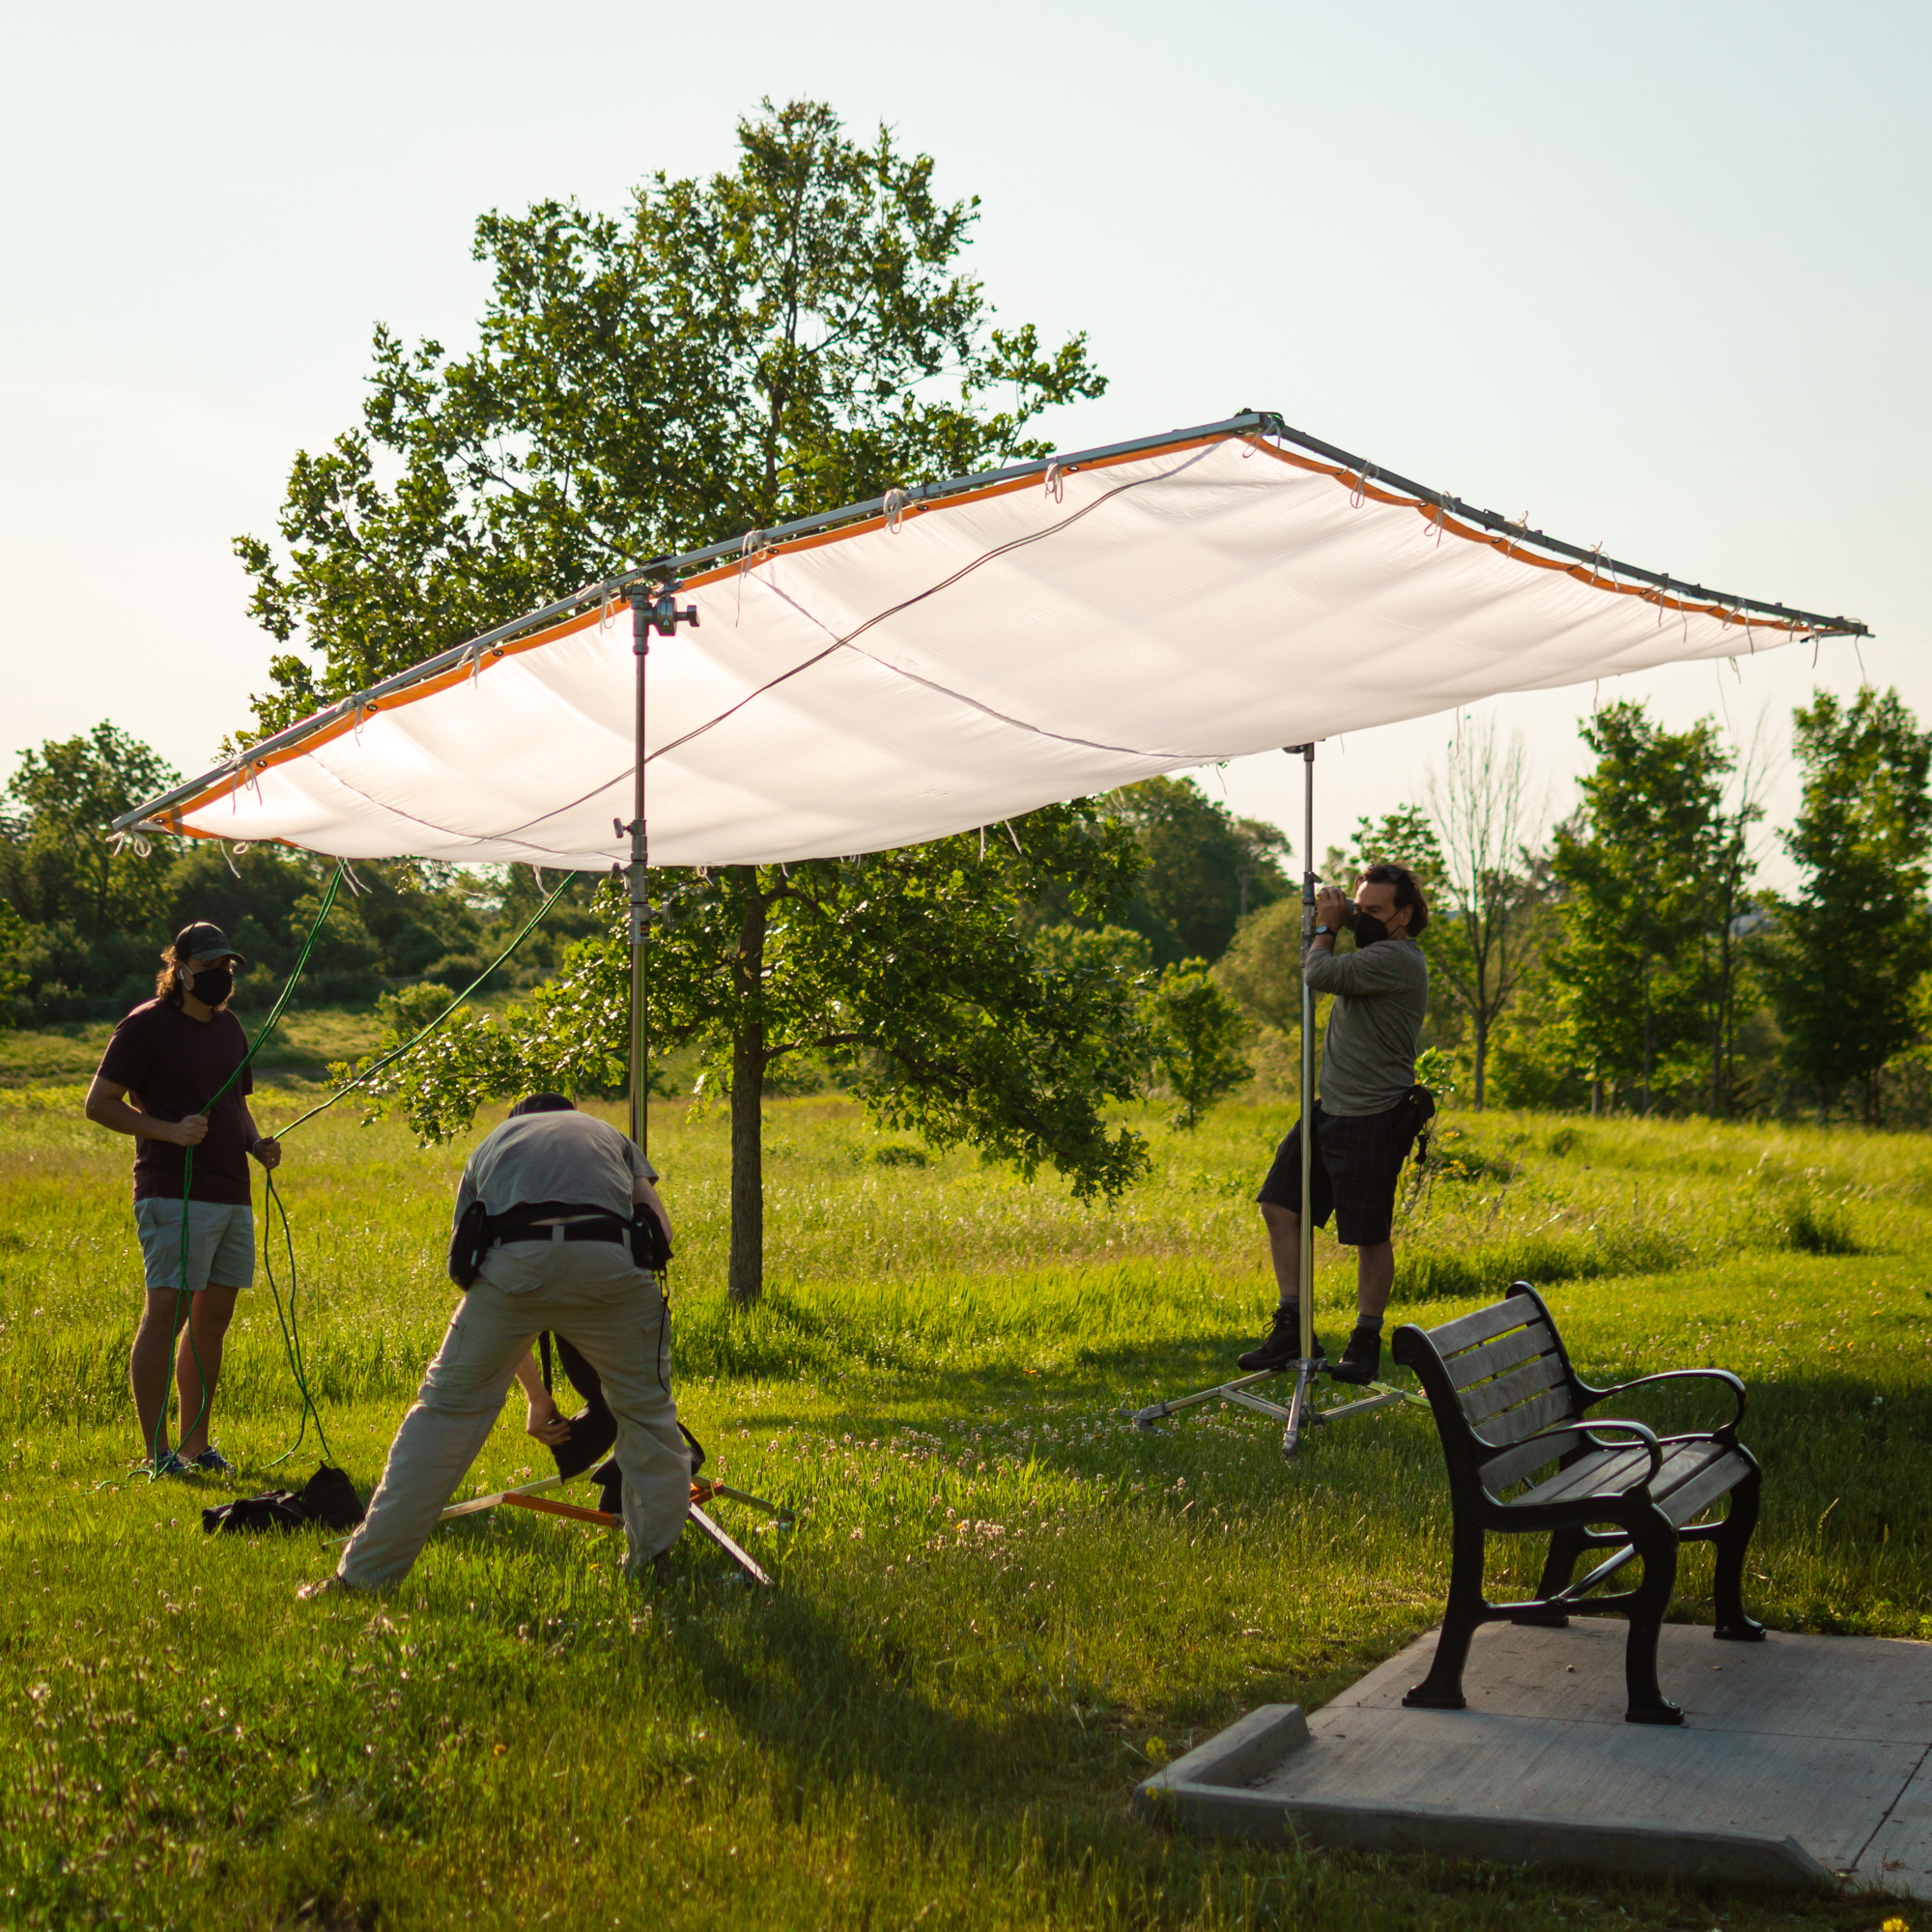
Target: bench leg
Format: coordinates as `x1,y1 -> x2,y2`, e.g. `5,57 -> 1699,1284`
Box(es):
1405,1519 -> 1486,1711
1712,1460 -> 1767,1643
1622,1508 -> 1683,1725
1516,1524 -> 1587,1628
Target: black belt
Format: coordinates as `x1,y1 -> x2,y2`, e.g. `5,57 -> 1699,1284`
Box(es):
495,1215 -> 629,1248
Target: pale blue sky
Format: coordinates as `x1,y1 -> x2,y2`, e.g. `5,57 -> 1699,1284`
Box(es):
4,2 -> 1923,884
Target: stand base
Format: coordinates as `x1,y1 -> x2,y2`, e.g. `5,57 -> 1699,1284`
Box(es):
1128,1362 -> 1424,1457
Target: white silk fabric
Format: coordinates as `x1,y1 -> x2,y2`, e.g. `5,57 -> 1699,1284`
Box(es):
164,431 -> 1805,868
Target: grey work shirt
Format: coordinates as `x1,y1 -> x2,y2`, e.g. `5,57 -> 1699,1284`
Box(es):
453,1111 -> 658,1229
1303,936 -> 1428,1116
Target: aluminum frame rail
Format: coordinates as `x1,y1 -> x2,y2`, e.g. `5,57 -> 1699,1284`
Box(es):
111,408 -> 1869,842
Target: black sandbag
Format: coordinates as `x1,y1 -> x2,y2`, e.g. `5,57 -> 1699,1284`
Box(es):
202,1463 -> 364,1536
547,1334 -> 618,1480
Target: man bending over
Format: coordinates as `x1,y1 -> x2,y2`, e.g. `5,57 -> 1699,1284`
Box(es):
302,1094 -> 690,1596
1237,864 -> 1430,1387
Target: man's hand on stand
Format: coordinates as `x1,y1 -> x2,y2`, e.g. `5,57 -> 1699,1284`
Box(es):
1314,885 -> 1349,942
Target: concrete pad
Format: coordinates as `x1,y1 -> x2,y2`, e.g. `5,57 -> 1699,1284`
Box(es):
1136,1620 -> 1932,1897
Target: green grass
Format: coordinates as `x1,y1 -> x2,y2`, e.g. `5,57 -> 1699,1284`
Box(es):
1,1071 -> 1927,1930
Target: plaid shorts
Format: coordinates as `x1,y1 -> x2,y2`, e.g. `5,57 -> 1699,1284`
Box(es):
1256,1099 -> 1421,1246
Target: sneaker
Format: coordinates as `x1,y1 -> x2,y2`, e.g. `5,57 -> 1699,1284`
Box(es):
1236,1305 -> 1324,1373
149,1450 -> 191,1478
181,1446 -> 234,1476
1328,1326 -> 1383,1386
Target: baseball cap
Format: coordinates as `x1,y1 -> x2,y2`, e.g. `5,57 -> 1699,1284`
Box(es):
174,922 -> 248,968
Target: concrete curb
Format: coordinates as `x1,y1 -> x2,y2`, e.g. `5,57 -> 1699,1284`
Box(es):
1134,1702 -> 1831,1889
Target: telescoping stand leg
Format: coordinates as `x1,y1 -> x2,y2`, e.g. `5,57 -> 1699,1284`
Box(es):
1129,743 -> 1425,1458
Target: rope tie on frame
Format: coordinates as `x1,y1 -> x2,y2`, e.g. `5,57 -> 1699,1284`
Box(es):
884,489 -> 907,533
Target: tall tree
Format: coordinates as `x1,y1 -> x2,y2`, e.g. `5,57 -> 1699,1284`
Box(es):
1423,718 -> 1546,1108
236,98 -> 1104,735
1548,703 -> 1732,1114
238,99 -> 1125,1300
1765,687 -> 1932,1125
341,800 -> 1151,1302
0,724 -> 180,937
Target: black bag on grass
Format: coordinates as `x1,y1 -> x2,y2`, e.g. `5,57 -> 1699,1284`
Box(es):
202,1463 -> 365,1536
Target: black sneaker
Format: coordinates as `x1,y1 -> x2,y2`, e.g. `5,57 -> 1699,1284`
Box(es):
1236,1305 -> 1323,1372
1328,1326 -> 1382,1385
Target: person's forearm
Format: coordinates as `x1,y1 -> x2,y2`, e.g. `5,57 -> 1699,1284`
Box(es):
513,1351 -> 549,1404
86,1094 -> 178,1141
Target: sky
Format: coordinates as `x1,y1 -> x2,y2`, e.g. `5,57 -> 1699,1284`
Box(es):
4,2 -> 1924,889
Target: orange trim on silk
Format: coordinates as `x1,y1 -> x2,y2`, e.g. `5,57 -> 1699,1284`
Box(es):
158,428 -> 1810,835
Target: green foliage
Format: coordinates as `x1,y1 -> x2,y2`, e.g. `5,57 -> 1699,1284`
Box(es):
1087,776 -> 1289,968
1547,702 -> 1748,1111
237,99 -> 1105,737
0,898 -> 26,1022
1764,686 -> 1932,1123
0,722 -> 179,927
1145,957 -> 1252,1129
342,802 -> 1154,1204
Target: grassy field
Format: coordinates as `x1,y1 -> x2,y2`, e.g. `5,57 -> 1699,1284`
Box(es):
0,1060 -> 1927,1931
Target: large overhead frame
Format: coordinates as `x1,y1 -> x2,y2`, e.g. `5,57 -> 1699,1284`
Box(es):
116,409 -> 1868,1452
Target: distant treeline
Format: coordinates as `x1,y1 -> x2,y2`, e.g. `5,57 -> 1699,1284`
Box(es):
6,689 -> 1928,1132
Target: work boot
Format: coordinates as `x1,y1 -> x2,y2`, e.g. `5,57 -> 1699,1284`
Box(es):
1236,1304 -> 1323,1372
1328,1324 -> 1383,1386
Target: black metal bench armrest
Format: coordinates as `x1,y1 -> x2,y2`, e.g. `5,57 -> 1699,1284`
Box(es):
1585,1368 -> 1747,1432
1476,1416 -> 1662,1501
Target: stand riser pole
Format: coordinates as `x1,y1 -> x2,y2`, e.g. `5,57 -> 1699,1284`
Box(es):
628,595 -> 650,1154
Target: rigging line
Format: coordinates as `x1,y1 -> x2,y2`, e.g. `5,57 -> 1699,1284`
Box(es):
270,872 -> 575,1141
643,445 -> 1221,771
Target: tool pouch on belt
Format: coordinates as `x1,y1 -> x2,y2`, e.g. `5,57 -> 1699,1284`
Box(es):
447,1200 -> 491,1288
630,1204 -> 673,1274
1406,1084 -> 1439,1166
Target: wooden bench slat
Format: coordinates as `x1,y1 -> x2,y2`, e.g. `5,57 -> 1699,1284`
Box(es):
1479,1382 -> 1577,1449
1460,1351 -> 1569,1427
1428,1296 -> 1534,1357
1482,1431 -> 1585,1492
1447,1321 -> 1559,1391
1658,1446 -> 1748,1527
1505,1444 -> 1651,1505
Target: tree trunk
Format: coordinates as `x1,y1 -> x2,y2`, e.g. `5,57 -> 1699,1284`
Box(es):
727,879 -> 767,1306
1471,1010 -> 1489,1110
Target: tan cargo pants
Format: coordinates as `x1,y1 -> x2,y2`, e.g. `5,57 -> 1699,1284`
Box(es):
337,1236 -> 691,1589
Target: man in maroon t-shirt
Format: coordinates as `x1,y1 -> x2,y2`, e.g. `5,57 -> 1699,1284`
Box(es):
85,922 -> 284,1474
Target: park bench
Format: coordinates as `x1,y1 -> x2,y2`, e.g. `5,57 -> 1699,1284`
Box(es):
1391,1281 -> 1765,1726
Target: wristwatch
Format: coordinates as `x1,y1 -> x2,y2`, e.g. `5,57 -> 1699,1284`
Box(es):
1313,924 -> 1335,937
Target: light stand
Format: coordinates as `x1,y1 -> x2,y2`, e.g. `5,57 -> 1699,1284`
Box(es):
625,578 -> 700,1153
1129,742 -> 1425,1458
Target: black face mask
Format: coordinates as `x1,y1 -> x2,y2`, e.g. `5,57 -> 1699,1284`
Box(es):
185,967 -> 234,1008
1350,910 -> 1390,949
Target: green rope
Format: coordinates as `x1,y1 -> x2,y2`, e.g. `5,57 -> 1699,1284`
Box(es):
150,863 -> 346,1478
270,873 -> 576,1142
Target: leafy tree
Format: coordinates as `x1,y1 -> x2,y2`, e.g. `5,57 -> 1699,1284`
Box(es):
1548,703 -> 1735,1114
236,98 -> 1104,736
0,898 -> 27,1023
338,801 -> 1151,1302
1146,959 -> 1252,1128
1764,687 -> 1932,1125
1086,776 -> 1289,968
0,724 -> 180,938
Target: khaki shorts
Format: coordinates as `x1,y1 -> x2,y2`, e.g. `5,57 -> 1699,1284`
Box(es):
134,1199 -> 255,1293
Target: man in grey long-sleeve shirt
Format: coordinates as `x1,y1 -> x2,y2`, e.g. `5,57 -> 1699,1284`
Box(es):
1239,864 -> 1431,1386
